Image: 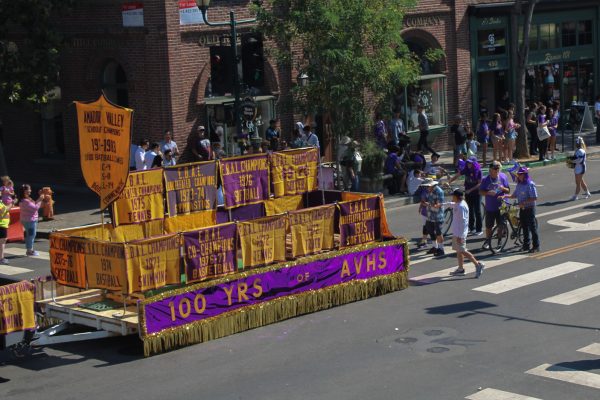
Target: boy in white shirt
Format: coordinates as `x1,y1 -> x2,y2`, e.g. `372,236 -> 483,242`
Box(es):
446,189 -> 485,278
144,143 -> 160,170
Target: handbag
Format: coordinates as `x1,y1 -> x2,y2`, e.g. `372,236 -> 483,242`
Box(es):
537,126 -> 551,141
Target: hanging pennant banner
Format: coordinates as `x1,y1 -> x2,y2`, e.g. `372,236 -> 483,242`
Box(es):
270,148 -> 319,197
0,281 -> 36,335
219,154 -> 270,209
85,242 -> 128,292
75,94 -> 133,210
338,196 -> 381,248
164,161 -> 217,217
112,169 -> 165,226
125,235 -> 181,294
183,223 -> 237,283
288,205 -> 335,257
238,215 -> 287,268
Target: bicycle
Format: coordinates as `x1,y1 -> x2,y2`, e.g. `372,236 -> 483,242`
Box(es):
486,200 -> 538,254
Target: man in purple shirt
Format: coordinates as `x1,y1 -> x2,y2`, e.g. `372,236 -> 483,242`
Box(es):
479,161 -> 510,247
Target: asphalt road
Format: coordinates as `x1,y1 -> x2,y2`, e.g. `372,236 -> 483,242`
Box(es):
1,156 -> 600,400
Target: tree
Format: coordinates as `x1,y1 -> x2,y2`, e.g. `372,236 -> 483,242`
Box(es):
255,0 -> 423,147
0,0 -> 72,105
513,0 -> 540,158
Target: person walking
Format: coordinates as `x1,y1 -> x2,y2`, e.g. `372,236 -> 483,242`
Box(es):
570,137 -> 591,200
445,189 -> 486,277
421,178 -> 445,257
417,105 -> 436,154
502,167 -> 540,253
480,161 -> 510,249
449,157 -> 483,235
17,184 -> 43,257
0,199 -> 9,265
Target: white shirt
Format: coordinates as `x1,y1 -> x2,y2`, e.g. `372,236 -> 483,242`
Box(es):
407,171 -> 423,195
447,200 -> 469,238
424,161 -> 439,176
306,132 -> 320,148
161,140 -> 179,156
143,151 -> 157,170
135,147 -> 146,170
162,158 -> 176,167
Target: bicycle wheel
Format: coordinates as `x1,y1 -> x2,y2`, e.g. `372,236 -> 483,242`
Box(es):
489,221 -> 509,254
442,208 -> 453,236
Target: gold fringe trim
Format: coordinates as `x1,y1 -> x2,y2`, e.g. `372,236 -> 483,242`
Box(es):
143,271 -> 408,356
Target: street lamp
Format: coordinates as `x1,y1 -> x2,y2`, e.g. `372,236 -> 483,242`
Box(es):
196,0 -> 258,154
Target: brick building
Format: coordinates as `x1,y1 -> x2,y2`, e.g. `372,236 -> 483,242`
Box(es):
2,0 -> 599,186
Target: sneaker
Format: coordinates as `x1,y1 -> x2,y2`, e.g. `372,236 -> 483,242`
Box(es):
583,192 -> 591,199
474,231 -> 483,236
468,229 -> 476,236
449,268 -> 466,276
0,258 -> 9,265
26,250 -> 39,257
435,248 -> 445,257
521,245 -> 530,252
427,247 -> 437,255
571,195 -> 579,201
529,247 -> 540,254
482,242 -> 490,250
475,262 -> 485,278
417,241 -> 427,249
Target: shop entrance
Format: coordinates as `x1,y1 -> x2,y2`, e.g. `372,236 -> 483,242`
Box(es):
478,70 -> 508,115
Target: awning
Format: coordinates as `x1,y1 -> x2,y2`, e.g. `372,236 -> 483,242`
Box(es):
203,95 -> 276,106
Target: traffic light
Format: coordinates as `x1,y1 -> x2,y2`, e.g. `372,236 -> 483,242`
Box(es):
241,33 -> 264,90
210,46 -> 234,96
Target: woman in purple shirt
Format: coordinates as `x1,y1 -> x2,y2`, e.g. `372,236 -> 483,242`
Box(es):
491,113 -> 504,162
546,107 -> 558,160
537,105 -> 549,161
18,184 -> 43,256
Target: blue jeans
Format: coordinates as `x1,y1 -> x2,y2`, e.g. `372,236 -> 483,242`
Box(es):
22,221 -> 38,251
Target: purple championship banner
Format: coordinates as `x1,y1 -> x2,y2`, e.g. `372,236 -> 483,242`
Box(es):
183,223 -> 237,283
164,161 -> 217,217
338,196 -> 382,248
219,154 -> 270,209
140,241 -> 405,336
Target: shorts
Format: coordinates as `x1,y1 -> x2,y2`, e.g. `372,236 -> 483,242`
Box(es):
485,210 -> 502,229
506,130 -> 517,140
0,227 -> 7,239
425,220 -> 442,237
452,236 -> 467,252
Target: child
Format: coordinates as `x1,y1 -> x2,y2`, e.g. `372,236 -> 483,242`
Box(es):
1,176 -> 15,207
0,199 -> 9,265
424,153 -> 448,179
445,189 -> 485,278
466,131 -> 478,159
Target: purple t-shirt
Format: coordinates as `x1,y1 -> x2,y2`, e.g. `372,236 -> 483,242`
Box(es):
385,152 -> 399,174
537,114 -> 546,125
494,122 -> 504,137
464,169 -> 482,191
477,121 -> 489,142
480,173 -> 509,212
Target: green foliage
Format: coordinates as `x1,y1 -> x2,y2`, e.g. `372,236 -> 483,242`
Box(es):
0,0 -> 72,105
255,0 -> 422,138
359,139 -> 387,177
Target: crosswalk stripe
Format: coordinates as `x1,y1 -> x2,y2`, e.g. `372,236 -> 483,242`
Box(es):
465,388 -> 542,400
0,265 -> 34,275
526,363 -> 600,389
4,247 -> 50,260
537,198 -> 600,217
410,254 -> 528,284
541,282 -> 600,305
472,262 -> 594,294
577,343 -> 600,356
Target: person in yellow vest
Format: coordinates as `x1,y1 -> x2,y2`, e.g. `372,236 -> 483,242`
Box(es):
0,200 -> 9,265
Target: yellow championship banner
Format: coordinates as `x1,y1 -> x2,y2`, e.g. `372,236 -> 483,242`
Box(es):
238,215 -> 287,268
288,205 -> 335,257
270,148 -> 319,197
264,195 -> 303,216
125,235 -> 181,293
85,242 -> 128,292
75,94 -> 132,210
113,169 -> 165,226
0,281 -> 36,335
49,234 -> 88,289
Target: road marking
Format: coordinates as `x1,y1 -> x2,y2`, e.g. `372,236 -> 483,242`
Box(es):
541,282 -> 600,305
409,254 -> 435,266
533,237 -> 600,259
547,211 -> 600,232
577,343 -> 600,356
472,262 -> 594,294
4,248 -> 50,260
465,388 -> 542,400
0,265 -> 34,275
526,363 -> 600,389
537,198 -> 600,218
410,254 -> 528,284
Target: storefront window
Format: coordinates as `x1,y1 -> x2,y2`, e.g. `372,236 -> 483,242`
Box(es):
399,75 -> 446,132
578,20 -> 593,45
528,25 -> 539,50
525,60 -> 594,106
539,23 -> 559,49
561,21 -> 577,47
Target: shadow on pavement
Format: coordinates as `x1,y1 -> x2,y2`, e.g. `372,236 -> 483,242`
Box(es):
552,359 -> 600,372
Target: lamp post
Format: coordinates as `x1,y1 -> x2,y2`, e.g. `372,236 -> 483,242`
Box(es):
197,0 -> 257,153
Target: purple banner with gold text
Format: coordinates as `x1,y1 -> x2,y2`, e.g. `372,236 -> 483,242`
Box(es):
164,161 -> 217,217
183,223 -> 237,283
219,154 -> 270,209
141,241 -> 405,336
338,196 -> 381,248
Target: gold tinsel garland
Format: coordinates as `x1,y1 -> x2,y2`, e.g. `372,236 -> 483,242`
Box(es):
142,271 -> 408,356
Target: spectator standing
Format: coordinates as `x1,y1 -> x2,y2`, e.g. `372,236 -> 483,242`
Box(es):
480,161 -> 510,249
490,113 -> 505,162
421,178 -> 445,256
417,105 -> 436,154
476,113 -> 490,165
388,112 -> 406,147
504,110 -> 520,162
304,125 -> 320,149
192,126 -> 213,161
144,143 -> 160,169
0,199 -> 9,264
537,105 -> 550,161
160,130 -> 179,158
547,107 -> 558,160
133,139 -> 149,171
445,189 -> 486,277
526,103 -> 539,156
18,184 -> 43,256
502,167 -> 540,253
570,137 -> 591,200
451,115 -> 468,165
449,157 -> 483,235
341,140 -> 362,191
290,129 -> 306,149
374,113 -> 388,149
265,119 -> 281,151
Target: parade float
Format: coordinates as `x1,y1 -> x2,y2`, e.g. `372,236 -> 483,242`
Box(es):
1,95 -> 409,356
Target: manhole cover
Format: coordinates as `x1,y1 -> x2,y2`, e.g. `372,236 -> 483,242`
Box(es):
395,337 -> 418,344
426,347 -> 450,353
424,329 -> 444,336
